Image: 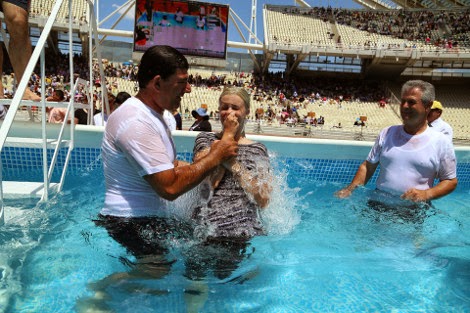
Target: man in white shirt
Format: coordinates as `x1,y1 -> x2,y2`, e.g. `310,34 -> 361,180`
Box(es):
336,80 -> 457,204
96,46 -> 239,261
427,100 -> 453,141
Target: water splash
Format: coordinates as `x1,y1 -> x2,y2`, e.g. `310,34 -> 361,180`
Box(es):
0,199 -> 48,313
260,167 -> 301,236
167,160 -> 301,238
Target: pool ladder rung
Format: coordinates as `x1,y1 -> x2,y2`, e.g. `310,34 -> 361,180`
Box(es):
3,181 -> 60,199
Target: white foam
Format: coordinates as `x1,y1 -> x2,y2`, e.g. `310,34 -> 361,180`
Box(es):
260,169 -> 301,235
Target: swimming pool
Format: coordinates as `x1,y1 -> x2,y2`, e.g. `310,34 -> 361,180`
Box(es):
1,123 -> 470,312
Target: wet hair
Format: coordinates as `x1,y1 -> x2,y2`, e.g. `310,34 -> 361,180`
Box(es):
401,80 -> 435,108
137,45 -> 189,88
115,91 -> 131,105
219,86 -> 251,113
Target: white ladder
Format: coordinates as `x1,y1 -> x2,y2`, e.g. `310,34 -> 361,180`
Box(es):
0,0 -> 107,225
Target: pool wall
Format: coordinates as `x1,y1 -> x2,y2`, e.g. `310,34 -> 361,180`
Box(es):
2,121 -> 470,189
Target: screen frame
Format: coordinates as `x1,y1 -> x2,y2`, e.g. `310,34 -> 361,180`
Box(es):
133,0 -> 229,60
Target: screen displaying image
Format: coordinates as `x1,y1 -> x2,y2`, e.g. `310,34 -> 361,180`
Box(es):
134,0 -> 229,59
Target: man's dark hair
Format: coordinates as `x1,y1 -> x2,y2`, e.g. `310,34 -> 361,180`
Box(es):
137,45 -> 189,88
55,89 -> 65,101
115,91 -> 132,105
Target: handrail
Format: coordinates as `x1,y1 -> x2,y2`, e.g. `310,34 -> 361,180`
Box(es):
0,161 -> 3,225
48,0 -> 77,199
0,0 -> 104,221
40,48 -> 49,201
44,81 -> 78,199
48,0 -> 108,197
0,0 -> 65,222
46,78 -> 90,197
0,0 -> 65,150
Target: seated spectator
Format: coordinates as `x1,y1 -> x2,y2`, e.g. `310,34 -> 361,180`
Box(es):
47,89 -> 65,102
173,109 -> 182,130
47,89 -> 67,123
286,116 -> 294,126
93,93 -> 116,126
189,108 -> 211,132
354,118 -> 365,127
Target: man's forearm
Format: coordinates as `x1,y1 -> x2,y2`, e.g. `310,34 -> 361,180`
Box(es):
148,139 -> 238,200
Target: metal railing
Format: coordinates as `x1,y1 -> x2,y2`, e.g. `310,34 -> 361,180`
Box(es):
0,0 -> 68,225
0,0 -> 105,225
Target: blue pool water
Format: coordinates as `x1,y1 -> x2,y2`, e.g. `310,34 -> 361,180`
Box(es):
1,156 -> 469,313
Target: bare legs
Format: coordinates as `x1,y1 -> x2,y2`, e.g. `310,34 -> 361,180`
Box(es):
1,2 -> 40,101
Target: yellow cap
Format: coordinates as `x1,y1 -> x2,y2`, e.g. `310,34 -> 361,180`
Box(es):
431,100 -> 443,110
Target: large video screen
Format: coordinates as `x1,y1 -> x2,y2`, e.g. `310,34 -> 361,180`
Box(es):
134,0 -> 229,59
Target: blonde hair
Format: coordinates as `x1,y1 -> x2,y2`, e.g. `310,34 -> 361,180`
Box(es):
219,86 -> 251,113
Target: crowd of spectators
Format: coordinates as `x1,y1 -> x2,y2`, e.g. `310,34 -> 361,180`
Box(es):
2,51 -> 138,99
269,5 -> 470,49
240,72 -> 387,126
334,8 -> 470,48
0,52 -> 390,129
179,69 -> 389,127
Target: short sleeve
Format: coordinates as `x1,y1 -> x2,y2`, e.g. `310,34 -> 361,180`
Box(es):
115,117 -> 174,176
437,137 -> 457,180
193,132 -> 216,159
366,132 -> 384,164
254,144 -> 271,174
239,143 -> 271,177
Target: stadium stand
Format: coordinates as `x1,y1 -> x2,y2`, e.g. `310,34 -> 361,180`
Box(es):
30,0 -> 88,23
3,53 -> 468,143
2,3 -> 469,145
266,9 -> 335,46
265,5 -> 470,51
